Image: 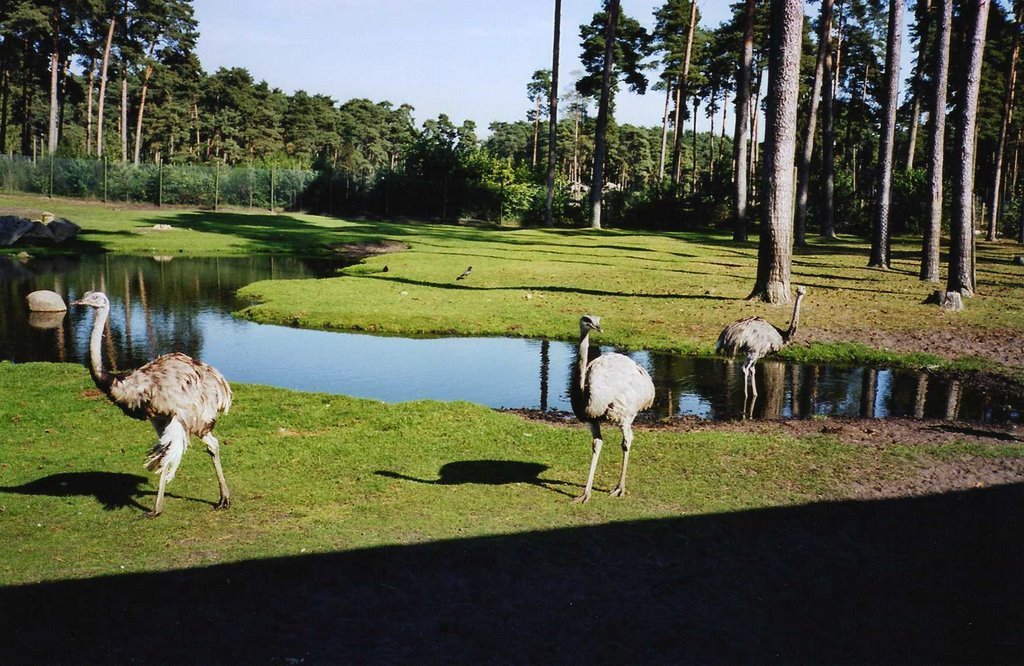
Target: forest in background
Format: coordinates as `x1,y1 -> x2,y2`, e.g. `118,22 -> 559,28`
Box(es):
0,0 -> 1022,235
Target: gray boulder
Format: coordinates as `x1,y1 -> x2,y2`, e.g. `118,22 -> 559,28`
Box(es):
0,215 -> 33,246
47,217 -> 81,243
18,221 -> 56,245
27,289 -> 67,312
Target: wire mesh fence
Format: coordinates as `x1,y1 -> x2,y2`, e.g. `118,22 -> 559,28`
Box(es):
0,155 -> 316,211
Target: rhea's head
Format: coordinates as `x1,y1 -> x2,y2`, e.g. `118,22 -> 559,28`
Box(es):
795,285 -> 807,297
72,291 -> 110,309
579,314 -> 602,337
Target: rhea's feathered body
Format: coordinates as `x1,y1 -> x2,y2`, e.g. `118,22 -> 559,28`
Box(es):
716,286 -> 807,400
73,290 -> 233,516
570,315 -> 655,503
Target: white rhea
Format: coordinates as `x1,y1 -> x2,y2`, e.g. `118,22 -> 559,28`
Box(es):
73,290 -> 233,517
570,315 -> 655,504
716,285 -> 807,400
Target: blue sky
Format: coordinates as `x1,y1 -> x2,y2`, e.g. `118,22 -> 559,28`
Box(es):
193,1 -> 734,132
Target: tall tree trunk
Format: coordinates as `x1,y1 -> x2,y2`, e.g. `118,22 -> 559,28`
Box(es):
545,0 -> 561,227
795,0 -> 833,246
659,82 -> 671,179
120,73 -> 127,162
820,13 -> 837,238
47,12 -> 59,155
749,0 -> 805,305
749,66 -> 764,202
532,97 -> 540,167
921,0 -> 951,281
671,0 -> 699,185
590,0 -> 619,229
0,53 -> 9,155
19,38 -> 31,156
987,6 -> 1021,240
96,15 -> 115,159
709,91 -> 716,180
133,42 -> 156,166
733,0 -> 755,242
904,0 -> 932,170
947,0 -> 990,296
868,0 -> 904,269
691,95 -> 698,189
85,58 -> 95,156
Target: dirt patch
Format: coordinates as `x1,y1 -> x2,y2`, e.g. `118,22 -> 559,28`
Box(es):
802,325 -> 1024,369
328,240 -> 408,259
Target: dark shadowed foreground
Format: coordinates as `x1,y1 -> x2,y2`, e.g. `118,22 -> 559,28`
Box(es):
3,485 -> 1022,664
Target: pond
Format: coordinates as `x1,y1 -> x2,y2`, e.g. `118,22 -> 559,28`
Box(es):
1,254 -> 1021,424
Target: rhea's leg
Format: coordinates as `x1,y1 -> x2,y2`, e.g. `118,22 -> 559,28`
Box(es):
203,432 -> 231,510
146,465 -> 169,518
609,422 -> 633,497
573,422 -> 603,504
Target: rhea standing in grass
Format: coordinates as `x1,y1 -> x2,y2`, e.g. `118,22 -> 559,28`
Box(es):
571,315 -> 655,504
73,291 -> 233,517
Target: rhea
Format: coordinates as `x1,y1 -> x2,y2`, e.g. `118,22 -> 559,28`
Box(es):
73,291 -> 233,517
716,285 -> 807,399
571,315 -> 655,504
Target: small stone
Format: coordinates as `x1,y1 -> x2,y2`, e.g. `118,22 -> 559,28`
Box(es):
40,212 -> 55,224
152,223 -> 173,231
26,290 -> 67,312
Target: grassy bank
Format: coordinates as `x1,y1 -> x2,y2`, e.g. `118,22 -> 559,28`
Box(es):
3,192 -> 1023,371
2,361 -> 1018,589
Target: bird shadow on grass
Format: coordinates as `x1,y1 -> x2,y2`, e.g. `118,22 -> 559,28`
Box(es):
376,460 -> 575,498
0,471 -> 214,512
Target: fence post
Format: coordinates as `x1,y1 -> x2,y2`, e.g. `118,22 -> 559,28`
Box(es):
214,161 -> 220,211
270,166 -> 275,212
158,159 -> 163,207
102,157 -> 107,202
48,155 -> 54,198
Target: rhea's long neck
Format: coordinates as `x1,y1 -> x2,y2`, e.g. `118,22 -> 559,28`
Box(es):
784,293 -> 804,342
577,331 -> 590,392
87,303 -> 114,392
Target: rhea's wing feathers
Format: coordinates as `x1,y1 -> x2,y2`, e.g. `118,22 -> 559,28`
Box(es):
716,318 -> 785,357
584,353 -> 655,423
109,352 -> 232,433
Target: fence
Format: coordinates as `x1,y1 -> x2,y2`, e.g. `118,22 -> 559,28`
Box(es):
0,155 -> 316,211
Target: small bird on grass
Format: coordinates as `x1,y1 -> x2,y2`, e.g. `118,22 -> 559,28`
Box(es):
456,266 -> 473,281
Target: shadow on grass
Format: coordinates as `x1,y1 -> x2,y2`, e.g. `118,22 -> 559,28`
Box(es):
0,471 -> 216,512
376,460 -> 574,497
2,484 -> 1021,663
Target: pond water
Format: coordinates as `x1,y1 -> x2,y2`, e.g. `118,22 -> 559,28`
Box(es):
1,254 -> 1021,423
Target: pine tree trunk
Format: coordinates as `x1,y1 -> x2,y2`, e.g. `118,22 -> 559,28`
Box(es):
48,29 -> 59,154
532,97 -> 540,167
19,39 -> 31,156
133,43 -> 156,166
545,0 -> 561,227
921,0 -> 951,281
120,74 -> 128,162
904,0 -> 932,171
733,0 -> 755,242
947,0 -> 990,296
590,0 -> 619,229
709,90 -> 716,180
795,0 -> 833,246
868,0 -> 904,269
659,83 -> 671,179
671,0 -> 699,185
85,59 -> 95,156
0,55 -> 9,155
96,15 -> 115,159
749,0 -> 805,305
820,15 -> 837,238
691,95 -> 698,189
987,6 -> 1021,240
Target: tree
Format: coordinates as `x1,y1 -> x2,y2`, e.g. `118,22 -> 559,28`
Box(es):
795,0 -> 833,246
546,0 -> 561,227
653,0 -> 699,186
589,0 -> 617,229
947,0 -> 991,298
920,0 -> 951,282
749,0 -> 805,305
868,0 -> 903,269
903,0 -> 932,170
526,69 -> 550,167
733,0 -> 755,242
819,0 -> 839,239
987,4 -> 1021,240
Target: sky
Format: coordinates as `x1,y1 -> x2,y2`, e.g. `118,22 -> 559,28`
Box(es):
191,1 -> 929,137
192,0 -> 734,133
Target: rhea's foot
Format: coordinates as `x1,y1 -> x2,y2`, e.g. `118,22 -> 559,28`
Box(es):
143,509 -> 162,519
213,496 -> 231,510
572,492 -> 591,504
609,486 -> 626,498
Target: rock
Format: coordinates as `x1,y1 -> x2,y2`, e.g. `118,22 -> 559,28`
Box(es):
1014,256 -> 1024,266
925,290 -> 964,311
15,251 -> 31,260
40,212 -> 55,224
47,217 -> 80,243
152,224 -> 173,231
0,215 -> 33,246
28,311 -> 66,330
18,221 -> 56,245
26,290 -> 67,312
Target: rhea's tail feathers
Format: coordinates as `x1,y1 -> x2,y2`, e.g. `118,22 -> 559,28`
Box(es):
145,419 -> 188,482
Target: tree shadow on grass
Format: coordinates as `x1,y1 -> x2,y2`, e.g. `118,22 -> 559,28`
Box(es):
0,471 -> 214,512
1,483 -> 1020,663
376,460 -> 575,497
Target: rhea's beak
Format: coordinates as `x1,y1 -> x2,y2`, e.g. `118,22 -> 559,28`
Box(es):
594,324 -> 603,333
